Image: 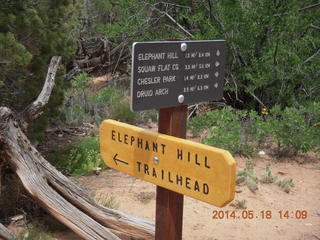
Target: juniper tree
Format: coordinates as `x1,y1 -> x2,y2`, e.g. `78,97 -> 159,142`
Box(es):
0,0 -> 77,139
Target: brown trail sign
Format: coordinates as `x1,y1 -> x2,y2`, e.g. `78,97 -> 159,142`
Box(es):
100,40 -> 235,240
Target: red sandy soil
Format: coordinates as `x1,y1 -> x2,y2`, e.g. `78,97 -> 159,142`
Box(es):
57,124 -> 320,240
74,156 -> 320,240
7,124 -> 319,240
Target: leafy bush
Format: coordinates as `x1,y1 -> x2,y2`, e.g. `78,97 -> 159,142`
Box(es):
0,0 -> 77,140
266,104 -> 320,156
93,193 -> 119,209
14,227 -> 53,240
189,103 -> 320,157
277,178 -> 294,193
190,107 -> 266,157
109,99 -> 137,124
236,160 -> 258,192
52,136 -> 105,175
63,105 -> 86,126
260,163 -> 277,184
60,73 -> 157,126
230,199 -> 247,209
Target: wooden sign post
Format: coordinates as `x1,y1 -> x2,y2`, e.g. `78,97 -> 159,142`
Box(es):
100,40 -> 235,240
130,40 -> 226,239
155,106 -> 187,240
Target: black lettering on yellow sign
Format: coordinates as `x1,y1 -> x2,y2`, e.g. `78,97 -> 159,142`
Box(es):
111,130 -> 166,154
136,161 -> 209,195
177,149 -> 211,169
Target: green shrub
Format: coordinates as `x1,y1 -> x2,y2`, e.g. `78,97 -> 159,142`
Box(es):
109,99 -> 137,124
14,228 -> 53,240
188,112 -> 214,136
236,160 -> 258,192
63,105 -> 86,126
267,104 -> 320,156
60,73 -> 157,126
189,103 -> 320,158
260,163 -> 277,184
93,193 -> 119,209
136,109 -> 158,124
190,107 -> 265,157
277,178 -> 294,193
230,199 -> 247,209
51,136 -> 105,175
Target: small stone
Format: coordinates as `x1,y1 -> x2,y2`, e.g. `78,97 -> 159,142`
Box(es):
258,150 -> 266,155
95,167 -> 102,175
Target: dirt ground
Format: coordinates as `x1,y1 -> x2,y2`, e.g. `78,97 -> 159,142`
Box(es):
57,123 -> 320,240
75,156 -> 320,240
45,75 -> 320,240
9,123 -> 319,240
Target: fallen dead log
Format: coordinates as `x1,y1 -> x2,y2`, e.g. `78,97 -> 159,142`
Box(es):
0,222 -> 15,240
0,56 -> 154,240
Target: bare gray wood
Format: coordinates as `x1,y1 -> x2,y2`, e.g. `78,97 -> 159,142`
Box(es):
0,56 -> 155,240
0,222 -> 15,240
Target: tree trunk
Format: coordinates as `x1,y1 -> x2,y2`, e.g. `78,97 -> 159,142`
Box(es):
0,57 -> 155,240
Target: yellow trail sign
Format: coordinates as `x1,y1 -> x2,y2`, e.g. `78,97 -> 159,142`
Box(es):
100,119 -> 236,207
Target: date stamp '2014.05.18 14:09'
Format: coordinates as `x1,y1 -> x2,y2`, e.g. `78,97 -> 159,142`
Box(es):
212,210 -> 308,220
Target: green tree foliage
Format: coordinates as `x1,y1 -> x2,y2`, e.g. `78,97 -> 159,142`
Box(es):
166,0 -> 320,108
85,0 -> 319,109
79,0 -> 183,41
0,0 -> 77,139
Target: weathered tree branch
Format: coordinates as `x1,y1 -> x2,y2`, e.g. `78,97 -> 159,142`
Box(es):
19,56 -> 61,128
156,9 -> 194,38
310,24 -> 320,30
299,2 -> 320,12
204,4 -> 247,67
302,48 -> 320,65
0,57 -> 155,240
248,92 -> 266,107
273,2 -> 320,16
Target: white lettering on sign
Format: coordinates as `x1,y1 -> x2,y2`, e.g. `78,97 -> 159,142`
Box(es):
185,62 -> 211,71
185,52 -> 211,58
137,90 -> 153,98
167,52 -> 178,59
163,75 -> 176,83
157,64 -> 171,72
137,77 -> 161,85
183,84 -> 210,93
138,52 -> 166,61
172,64 -> 179,70
155,88 -> 169,96
138,65 -> 156,73
184,75 -> 196,81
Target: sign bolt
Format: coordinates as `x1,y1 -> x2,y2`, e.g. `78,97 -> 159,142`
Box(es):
153,156 -> 159,164
178,94 -> 185,104
181,43 -> 187,52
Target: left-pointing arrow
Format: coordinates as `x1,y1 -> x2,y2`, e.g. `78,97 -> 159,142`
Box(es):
113,154 -> 129,165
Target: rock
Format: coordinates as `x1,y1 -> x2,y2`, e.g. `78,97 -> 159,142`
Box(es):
258,150 -> 266,155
